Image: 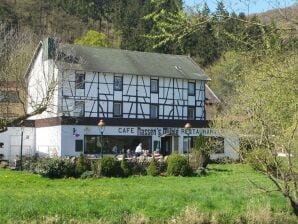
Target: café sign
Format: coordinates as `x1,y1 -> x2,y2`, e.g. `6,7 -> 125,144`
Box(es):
117,127 -> 218,137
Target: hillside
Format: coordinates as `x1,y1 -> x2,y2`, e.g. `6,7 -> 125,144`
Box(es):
256,4 -> 298,31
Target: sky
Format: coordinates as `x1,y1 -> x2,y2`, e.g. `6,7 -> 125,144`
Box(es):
184,0 -> 297,14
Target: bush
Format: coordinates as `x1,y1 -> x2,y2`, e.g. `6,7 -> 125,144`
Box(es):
147,158 -> 159,176
245,148 -> 283,175
100,157 -> 121,177
35,158 -> 68,178
23,157 -> 77,178
75,154 -> 89,177
63,158 -> 77,177
167,153 -> 192,176
130,160 -> 149,176
121,155 -> 130,177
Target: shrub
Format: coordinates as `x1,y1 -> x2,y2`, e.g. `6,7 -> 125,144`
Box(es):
120,155 -> 130,177
130,160 -> 149,176
100,157 -> 121,177
75,154 -> 89,177
147,158 -> 159,176
22,157 -> 77,178
245,148 -> 283,175
63,158 -> 76,177
35,158 -> 67,178
167,153 -> 192,176
91,160 -> 101,177
191,134 -> 215,169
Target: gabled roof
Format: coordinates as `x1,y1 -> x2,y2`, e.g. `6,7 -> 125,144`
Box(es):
55,44 -> 211,81
205,84 -> 220,104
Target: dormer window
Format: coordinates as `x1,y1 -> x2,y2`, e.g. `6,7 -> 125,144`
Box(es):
188,81 -> 195,96
75,73 -> 85,89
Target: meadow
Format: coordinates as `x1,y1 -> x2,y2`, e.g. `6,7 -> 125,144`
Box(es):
0,164 -> 295,223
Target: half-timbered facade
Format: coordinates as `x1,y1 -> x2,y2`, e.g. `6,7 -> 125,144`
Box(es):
61,70 -> 206,120
0,38 -> 239,161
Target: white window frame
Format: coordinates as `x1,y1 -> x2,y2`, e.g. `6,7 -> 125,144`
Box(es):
187,106 -> 195,120
75,73 -> 85,89
150,104 -> 159,119
113,102 -> 122,117
114,76 -> 123,91
74,101 -> 85,117
188,81 -> 195,96
150,79 -> 158,93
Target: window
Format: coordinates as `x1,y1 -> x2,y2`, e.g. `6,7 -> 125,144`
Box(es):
150,79 -> 158,93
114,76 -> 123,91
75,140 -> 83,152
75,73 -> 85,89
0,91 -> 19,103
188,81 -> 195,96
84,136 -> 101,154
187,107 -> 195,120
208,137 -> 224,154
113,102 -> 122,117
150,104 -> 159,119
74,101 -> 84,117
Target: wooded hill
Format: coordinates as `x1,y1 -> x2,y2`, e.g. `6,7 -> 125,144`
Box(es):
0,0 -> 297,67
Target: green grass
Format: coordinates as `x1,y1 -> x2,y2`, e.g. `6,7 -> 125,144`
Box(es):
0,164 -> 294,223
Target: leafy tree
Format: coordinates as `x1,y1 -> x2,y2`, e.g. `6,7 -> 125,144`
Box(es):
215,49 -> 298,215
112,0 -> 183,52
145,0 -> 298,215
74,30 -> 108,47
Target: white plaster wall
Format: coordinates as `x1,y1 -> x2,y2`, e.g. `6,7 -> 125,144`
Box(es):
27,47 -> 59,119
35,126 -> 61,157
0,127 -> 35,161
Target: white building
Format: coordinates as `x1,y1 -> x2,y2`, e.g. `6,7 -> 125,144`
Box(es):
0,38 -> 239,161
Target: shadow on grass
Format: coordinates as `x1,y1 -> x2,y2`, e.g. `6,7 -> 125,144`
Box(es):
208,168 -> 232,172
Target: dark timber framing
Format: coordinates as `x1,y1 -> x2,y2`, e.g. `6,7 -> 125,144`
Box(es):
60,69 -> 206,121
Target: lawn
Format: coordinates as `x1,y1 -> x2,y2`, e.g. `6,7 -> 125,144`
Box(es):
0,164 -> 294,223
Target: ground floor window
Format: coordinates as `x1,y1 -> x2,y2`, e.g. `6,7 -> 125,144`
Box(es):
75,140 -> 83,152
84,135 -> 152,155
183,136 -> 194,153
183,136 -> 224,154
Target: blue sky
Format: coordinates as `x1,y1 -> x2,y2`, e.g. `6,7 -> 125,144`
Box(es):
184,0 -> 297,14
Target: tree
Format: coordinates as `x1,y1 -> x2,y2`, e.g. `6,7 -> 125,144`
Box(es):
74,30 -> 108,47
146,0 -> 298,215
0,27 -> 60,132
215,49 -> 298,215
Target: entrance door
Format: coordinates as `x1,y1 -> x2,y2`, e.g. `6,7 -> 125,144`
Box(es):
161,136 -> 172,156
